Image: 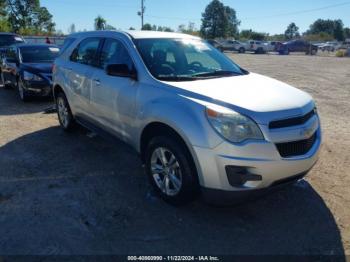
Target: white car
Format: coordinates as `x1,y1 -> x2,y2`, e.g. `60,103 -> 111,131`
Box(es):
219,40 -> 248,53
319,42 -> 341,52
248,40 -> 269,54
53,31 -> 321,205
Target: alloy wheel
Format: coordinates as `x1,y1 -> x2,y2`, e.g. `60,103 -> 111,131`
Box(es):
18,81 -> 25,100
150,147 -> 182,196
57,97 -> 69,128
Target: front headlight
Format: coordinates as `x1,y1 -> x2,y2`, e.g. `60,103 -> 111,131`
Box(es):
23,71 -> 43,81
206,105 -> 264,143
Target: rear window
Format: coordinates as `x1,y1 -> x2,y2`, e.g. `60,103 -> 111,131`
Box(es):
20,46 -> 60,63
0,35 -> 24,47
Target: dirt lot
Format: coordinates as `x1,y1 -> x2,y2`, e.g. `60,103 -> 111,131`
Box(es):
0,54 -> 349,256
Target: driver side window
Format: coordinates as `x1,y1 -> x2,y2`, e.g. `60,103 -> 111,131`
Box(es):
99,38 -> 134,71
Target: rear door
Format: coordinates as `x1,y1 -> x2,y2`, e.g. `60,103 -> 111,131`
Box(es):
67,37 -> 103,118
89,38 -> 138,142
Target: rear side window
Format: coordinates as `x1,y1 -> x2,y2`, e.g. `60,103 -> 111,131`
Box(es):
70,37 -> 101,66
99,38 -> 134,70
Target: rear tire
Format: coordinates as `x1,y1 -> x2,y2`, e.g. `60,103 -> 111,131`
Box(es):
145,136 -> 200,206
239,47 -> 245,53
56,92 -> 76,131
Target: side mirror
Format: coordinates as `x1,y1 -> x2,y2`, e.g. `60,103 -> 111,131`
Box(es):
106,64 -> 137,80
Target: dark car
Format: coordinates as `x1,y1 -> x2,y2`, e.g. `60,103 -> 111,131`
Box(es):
0,44 -> 60,101
0,33 -> 25,54
278,39 -> 318,55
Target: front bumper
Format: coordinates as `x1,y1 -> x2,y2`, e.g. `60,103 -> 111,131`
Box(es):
22,80 -> 52,97
193,118 -> 321,202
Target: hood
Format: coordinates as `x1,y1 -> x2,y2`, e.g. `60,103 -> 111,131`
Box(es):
21,63 -> 53,74
164,73 -> 312,113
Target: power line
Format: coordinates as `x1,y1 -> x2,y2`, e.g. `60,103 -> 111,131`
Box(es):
242,1 -> 350,20
144,1 -> 350,22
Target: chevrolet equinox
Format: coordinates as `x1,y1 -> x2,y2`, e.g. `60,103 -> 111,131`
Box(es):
53,31 -> 321,205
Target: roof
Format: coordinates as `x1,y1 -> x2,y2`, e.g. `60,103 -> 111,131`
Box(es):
125,30 -> 200,40
0,32 -> 20,36
69,30 -> 200,40
15,43 -> 59,48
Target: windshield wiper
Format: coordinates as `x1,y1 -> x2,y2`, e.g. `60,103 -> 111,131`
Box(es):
157,76 -> 198,82
192,70 -> 243,78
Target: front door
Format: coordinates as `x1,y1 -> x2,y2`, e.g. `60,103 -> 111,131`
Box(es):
90,38 -> 138,142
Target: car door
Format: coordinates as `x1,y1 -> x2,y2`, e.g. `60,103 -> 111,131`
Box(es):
90,38 -> 138,142
2,46 -> 18,85
67,37 -> 103,119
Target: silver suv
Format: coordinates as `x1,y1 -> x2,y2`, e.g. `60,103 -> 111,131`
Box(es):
53,31 -> 321,205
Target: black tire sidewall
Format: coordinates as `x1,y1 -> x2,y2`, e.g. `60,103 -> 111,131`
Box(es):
56,92 -> 75,131
18,78 -> 29,102
145,136 -> 199,205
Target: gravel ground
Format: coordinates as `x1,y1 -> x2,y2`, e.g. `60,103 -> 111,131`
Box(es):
0,54 -> 349,256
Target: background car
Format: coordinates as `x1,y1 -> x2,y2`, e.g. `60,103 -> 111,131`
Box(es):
0,43 -> 60,101
268,41 -> 283,52
0,33 -> 25,51
278,39 -> 318,55
219,40 -> 248,53
0,33 -> 25,86
248,40 -> 269,54
206,39 -> 223,51
319,41 -> 341,52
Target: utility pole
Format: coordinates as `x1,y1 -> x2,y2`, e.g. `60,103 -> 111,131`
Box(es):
138,0 -> 145,29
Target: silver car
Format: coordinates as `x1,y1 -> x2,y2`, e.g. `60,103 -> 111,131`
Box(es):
53,31 -> 321,205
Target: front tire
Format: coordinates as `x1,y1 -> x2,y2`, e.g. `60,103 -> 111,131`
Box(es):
239,47 -> 245,53
56,92 -> 76,131
18,78 -> 29,102
145,136 -> 199,206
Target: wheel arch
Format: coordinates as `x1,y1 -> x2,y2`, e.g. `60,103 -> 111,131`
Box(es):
53,84 -> 64,100
139,121 -> 204,186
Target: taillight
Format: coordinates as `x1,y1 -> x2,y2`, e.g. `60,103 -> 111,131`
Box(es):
52,64 -> 56,73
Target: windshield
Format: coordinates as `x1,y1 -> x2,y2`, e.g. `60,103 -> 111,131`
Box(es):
20,46 -> 60,63
0,35 -> 24,47
134,38 -> 247,81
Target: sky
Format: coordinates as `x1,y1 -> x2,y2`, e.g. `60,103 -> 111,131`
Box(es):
41,0 -> 350,35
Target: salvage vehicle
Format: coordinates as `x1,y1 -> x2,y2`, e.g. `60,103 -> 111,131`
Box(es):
0,33 -> 25,87
278,39 -> 318,55
53,31 -> 321,205
219,40 -> 248,53
0,44 -> 60,101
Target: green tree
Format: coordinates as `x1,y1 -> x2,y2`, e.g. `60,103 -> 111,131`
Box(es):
0,0 -> 6,16
94,15 -> 106,30
129,27 -> 135,30
239,29 -> 268,41
142,23 -> 152,30
284,22 -> 300,40
344,27 -> 350,39
307,19 -> 344,41
105,24 -> 116,30
6,0 -> 55,34
225,6 -> 240,38
200,0 -> 239,39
